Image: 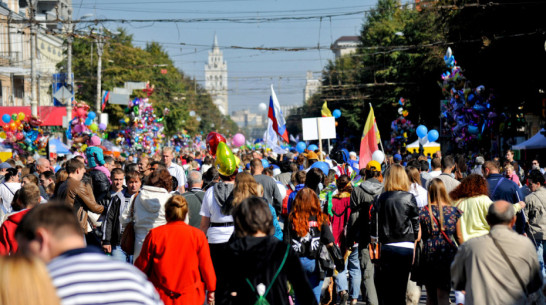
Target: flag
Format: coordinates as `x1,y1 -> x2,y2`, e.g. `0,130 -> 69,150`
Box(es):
321,101 -> 332,117
268,85 -> 289,142
359,105 -> 381,169
101,91 -> 110,111
264,119 -> 288,155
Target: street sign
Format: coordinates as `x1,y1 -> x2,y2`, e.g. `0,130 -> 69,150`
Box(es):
53,86 -> 73,106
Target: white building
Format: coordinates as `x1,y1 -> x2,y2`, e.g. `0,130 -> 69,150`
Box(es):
204,34 -> 228,115
331,36 -> 360,59
303,71 -> 320,104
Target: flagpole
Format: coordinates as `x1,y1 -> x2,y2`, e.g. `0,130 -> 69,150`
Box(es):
369,103 -> 385,153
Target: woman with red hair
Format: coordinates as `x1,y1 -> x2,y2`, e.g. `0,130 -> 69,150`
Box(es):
285,187 -> 334,304
449,174 -> 493,242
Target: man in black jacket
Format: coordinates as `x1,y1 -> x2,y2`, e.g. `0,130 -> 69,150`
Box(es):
346,160 -> 383,305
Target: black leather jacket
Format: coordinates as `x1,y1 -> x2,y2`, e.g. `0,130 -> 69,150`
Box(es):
371,191 -> 419,244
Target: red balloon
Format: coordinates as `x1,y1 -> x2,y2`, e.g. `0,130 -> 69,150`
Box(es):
206,132 -> 226,156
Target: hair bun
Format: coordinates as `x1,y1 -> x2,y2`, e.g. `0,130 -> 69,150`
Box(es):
171,195 -> 187,208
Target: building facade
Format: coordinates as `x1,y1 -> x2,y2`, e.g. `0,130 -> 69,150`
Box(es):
204,34 -> 228,115
331,36 -> 360,59
303,71 -> 320,104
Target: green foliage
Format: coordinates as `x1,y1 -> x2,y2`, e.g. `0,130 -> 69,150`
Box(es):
59,28 -> 238,137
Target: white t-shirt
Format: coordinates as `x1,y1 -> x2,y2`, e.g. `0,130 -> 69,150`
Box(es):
0,182 -> 21,214
429,170 -> 442,178
168,163 -> 187,191
409,183 -> 428,208
199,187 -> 234,244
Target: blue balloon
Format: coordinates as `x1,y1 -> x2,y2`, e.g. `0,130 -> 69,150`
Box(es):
2,114 -> 10,124
427,129 -> 439,142
467,126 -> 478,135
175,146 -> 181,152
310,161 -> 330,176
308,144 -> 318,152
416,125 -> 428,138
87,111 -> 96,120
296,141 -> 306,153
261,159 -> 269,168
84,118 -> 92,126
333,109 -> 341,119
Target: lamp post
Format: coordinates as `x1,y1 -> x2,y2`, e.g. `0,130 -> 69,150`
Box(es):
65,11 -> 73,123
27,0 -> 37,116
96,27 -> 104,117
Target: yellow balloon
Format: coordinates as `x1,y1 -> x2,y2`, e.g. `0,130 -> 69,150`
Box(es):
0,132 -> 6,139
215,142 -> 237,176
90,123 -> 98,132
17,112 -> 25,121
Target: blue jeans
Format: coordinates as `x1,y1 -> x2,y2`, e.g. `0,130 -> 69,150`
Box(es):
335,247 -> 362,299
537,240 -> 546,278
111,245 -> 132,263
297,257 -> 323,304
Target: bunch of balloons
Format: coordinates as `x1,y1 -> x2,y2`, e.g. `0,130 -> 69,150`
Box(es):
68,102 -> 108,153
416,125 -> 439,145
389,97 -> 415,150
439,47 -> 498,149
117,98 -> 166,154
206,131 -> 240,176
0,112 -> 48,154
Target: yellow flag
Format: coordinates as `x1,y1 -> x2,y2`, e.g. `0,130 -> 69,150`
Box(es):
321,101 -> 332,117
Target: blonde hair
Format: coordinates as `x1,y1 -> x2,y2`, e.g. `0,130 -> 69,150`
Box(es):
232,172 -> 259,207
384,164 -> 410,192
427,178 -> 452,231
165,195 -> 189,222
0,256 -> 61,305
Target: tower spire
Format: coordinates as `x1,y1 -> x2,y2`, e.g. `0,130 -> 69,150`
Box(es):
213,33 -> 218,50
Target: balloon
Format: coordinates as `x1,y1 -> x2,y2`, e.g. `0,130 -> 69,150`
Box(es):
427,129 -> 439,142
89,123 -> 98,132
98,123 -> 107,131
419,137 -> 428,145
15,132 -> 23,141
309,161 -> 330,176
0,132 -> 5,139
18,112 -> 25,121
206,132 -> 226,156
88,111 -> 97,120
333,109 -> 341,119
232,133 -> 245,147
9,122 -> 16,132
467,125 -> 478,135
398,107 -> 403,115
372,150 -> 385,164
261,159 -> 269,168
416,125 -> 428,138
84,118 -> 92,126
402,110 -> 409,117
307,144 -> 318,152
296,142 -> 306,153
11,113 -> 17,121
73,125 -> 83,133
2,114 -> 10,124
214,142 -> 237,176
76,108 -> 86,118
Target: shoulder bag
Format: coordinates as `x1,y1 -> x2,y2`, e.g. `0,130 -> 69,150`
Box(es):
120,192 -> 138,255
368,197 -> 381,263
426,205 -> 458,248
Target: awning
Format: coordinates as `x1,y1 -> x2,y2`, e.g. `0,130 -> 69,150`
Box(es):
48,138 -> 70,155
512,129 -> 546,150
0,106 -> 67,126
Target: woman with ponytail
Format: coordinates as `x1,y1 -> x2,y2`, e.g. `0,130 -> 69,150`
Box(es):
135,195 -> 216,305
416,178 -> 463,305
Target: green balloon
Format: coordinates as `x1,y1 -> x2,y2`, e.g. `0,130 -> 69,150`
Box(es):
11,113 -> 17,121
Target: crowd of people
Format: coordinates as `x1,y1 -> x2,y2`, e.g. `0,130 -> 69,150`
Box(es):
0,146 -> 544,305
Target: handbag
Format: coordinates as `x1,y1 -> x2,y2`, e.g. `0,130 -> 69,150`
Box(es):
368,198 -> 381,262
120,192 -> 138,255
410,239 -> 425,283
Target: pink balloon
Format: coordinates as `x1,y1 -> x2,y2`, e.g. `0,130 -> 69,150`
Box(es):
232,133 -> 245,147
73,124 -> 83,133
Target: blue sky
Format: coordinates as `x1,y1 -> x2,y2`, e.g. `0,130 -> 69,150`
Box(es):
72,0 -> 378,113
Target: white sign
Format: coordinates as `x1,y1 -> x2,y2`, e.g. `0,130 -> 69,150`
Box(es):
302,117 -> 336,140
108,92 -> 130,105
100,113 -> 109,125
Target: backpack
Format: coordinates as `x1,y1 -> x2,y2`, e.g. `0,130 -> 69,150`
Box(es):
245,244 -> 290,305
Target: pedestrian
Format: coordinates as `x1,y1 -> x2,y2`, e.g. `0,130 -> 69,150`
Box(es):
449,174 -> 493,242
524,169 -> 546,276
135,195 -> 216,305
407,166 -> 428,208
504,163 -> 522,187
0,255 -> 61,305
346,160 -> 382,305
330,175 -> 361,305
251,158 -> 283,214
284,187 -> 335,304
15,203 -> 162,305
255,181 -> 283,240
371,164 -> 419,305
427,155 -> 460,193
163,147 -> 186,193
451,200 -> 543,305
417,178 -> 462,305
219,196 -> 318,305
0,168 -> 21,216
181,170 -> 206,228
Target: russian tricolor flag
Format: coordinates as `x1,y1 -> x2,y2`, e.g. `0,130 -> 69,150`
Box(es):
267,85 -> 289,143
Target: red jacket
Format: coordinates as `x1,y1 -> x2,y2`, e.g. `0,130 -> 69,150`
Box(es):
0,209 -> 30,255
135,221 -> 216,305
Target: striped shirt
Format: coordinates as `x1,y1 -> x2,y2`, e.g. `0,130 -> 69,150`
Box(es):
48,247 -> 163,305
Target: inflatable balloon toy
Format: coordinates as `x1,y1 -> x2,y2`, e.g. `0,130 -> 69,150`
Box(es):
206,131 -> 227,156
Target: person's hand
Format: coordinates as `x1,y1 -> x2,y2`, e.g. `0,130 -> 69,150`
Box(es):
519,201 -> 526,209
102,244 -> 112,254
207,291 -> 215,304
370,236 -> 378,243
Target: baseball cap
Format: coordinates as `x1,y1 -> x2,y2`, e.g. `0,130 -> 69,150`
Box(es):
349,151 -> 357,157
366,160 -> 381,172
306,151 -> 319,160
394,154 -> 402,162
0,162 -> 12,169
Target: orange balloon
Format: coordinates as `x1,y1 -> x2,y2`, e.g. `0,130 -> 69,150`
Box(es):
9,122 -> 16,132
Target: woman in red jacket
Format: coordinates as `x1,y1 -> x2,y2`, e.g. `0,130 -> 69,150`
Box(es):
135,195 -> 216,305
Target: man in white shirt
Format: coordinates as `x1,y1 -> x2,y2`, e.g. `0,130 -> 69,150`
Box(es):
429,157 -> 442,178
162,147 -> 186,193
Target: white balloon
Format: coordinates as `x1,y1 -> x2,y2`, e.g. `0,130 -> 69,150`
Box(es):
258,103 -> 267,112
419,137 -> 428,145
372,150 -> 385,164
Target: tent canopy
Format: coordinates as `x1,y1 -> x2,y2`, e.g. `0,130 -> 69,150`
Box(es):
513,129 -> 546,150
407,139 -> 441,155
48,138 -> 70,155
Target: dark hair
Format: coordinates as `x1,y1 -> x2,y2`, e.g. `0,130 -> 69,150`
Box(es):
165,195 -> 188,222
4,168 -> 18,181
150,161 -> 166,171
336,175 -> 352,193
232,196 -> 274,237
449,174 -> 490,200
431,157 -> 441,169
441,156 -> 455,170
66,159 -> 84,174
126,170 -> 142,182
15,202 -> 84,240
147,169 -> 173,192
294,170 -> 306,185
305,168 -> 324,195
22,174 -> 39,186
419,160 -> 429,172
528,169 -> 545,185
250,158 -> 263,169
203,167 -> 219,190
263,167 -> 274,176
203,156 -> 213,165
104,156 -> 115,164
111,168 -> 125,177
40,170 -> 55,181
124,163 -> 138,175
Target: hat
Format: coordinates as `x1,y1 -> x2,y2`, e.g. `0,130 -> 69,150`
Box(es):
306,151 -> 319,160
366,160 -> 381,172
89,135 -> 102,146
475,156 -> 485,165
349,151 -> 357,157
0,162 -> 11,169
394,154 -> 402,162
